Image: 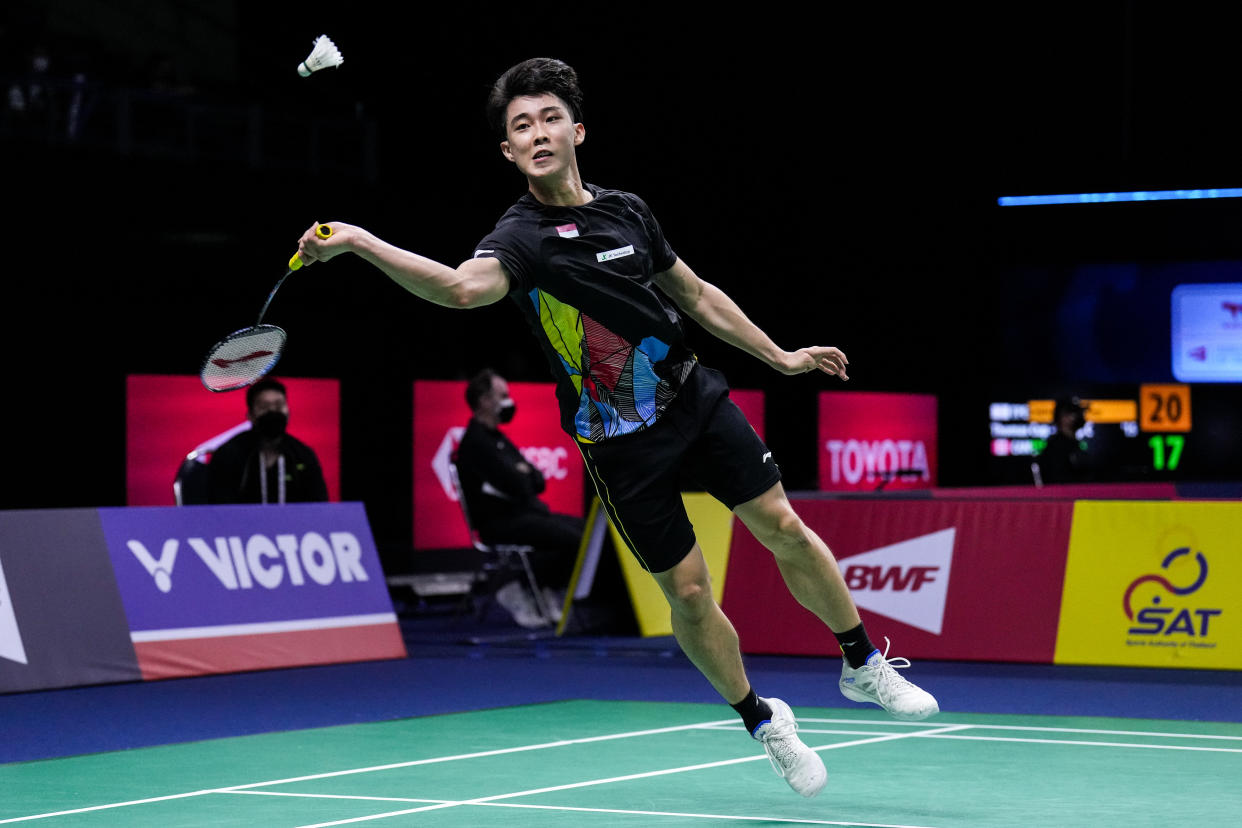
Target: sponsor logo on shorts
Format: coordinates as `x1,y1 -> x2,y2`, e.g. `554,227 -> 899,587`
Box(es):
597,245 -> 635,262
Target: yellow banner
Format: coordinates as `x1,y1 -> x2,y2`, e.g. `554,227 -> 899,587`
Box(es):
610,492 -> 735,638
1055,502 -> 1242,669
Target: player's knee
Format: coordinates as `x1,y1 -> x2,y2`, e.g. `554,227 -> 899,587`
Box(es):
762,509 -> 813,558
664,576 -> 714,618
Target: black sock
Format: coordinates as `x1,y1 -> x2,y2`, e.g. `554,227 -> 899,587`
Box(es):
730,688 -> 773,735
834,622 -> 878,669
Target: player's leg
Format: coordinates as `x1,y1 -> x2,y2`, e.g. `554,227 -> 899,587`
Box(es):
579,417 -> 826,797
733,482 -> 939,721
651,544 -> 827,798
731,482 -> 860,632
649,543 -> 749,702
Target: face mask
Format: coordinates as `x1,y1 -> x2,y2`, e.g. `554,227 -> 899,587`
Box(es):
255,410 -> 288,440
498,398 -> 516,424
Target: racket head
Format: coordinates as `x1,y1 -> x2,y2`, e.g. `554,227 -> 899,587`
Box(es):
200,324 -> 287,392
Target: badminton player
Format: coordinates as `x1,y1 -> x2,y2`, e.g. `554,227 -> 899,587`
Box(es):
296,57 -> 937,798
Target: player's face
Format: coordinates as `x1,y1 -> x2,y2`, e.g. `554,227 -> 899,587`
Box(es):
500,93 -> 584,179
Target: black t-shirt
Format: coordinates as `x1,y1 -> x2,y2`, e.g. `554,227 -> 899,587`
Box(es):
474,184 -> 698,442
1037,432 -> 1090,484
453,419 -> 550,529
207,430 -> 329,504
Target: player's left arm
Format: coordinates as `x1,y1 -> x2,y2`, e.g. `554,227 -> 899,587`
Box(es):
653,258 -> 849,379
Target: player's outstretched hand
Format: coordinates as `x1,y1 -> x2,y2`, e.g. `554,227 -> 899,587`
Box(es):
296,221 -> 353,265
777,346 -> 849,380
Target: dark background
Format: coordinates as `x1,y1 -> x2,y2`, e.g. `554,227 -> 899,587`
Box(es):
3,2 -> 1241,551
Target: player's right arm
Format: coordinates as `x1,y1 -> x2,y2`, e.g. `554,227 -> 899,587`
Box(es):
296,221 -> 510,309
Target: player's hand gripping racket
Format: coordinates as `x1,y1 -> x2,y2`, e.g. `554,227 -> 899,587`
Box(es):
199,224 -> 333,392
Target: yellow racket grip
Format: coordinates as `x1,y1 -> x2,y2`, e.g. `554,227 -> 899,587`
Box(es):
288,224 -> 334,270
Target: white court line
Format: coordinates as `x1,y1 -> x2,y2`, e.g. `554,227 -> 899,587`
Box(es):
798,718 -> 1242,740
220,717 -> 738,792
0,791 -> 222,825
701,720 -> 1242,753
0,718 -> 735,824
478,801 -> 941,827
224,790 -> 939,828
908,734 -> 1242,753
227,791 -> 447,804
9,716 -> 1238,825
290,725 -> 971,827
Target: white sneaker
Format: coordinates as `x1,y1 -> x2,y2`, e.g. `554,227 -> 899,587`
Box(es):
839,637 -> 939,721
752,697 -> 827,798
495,581 -> 548,629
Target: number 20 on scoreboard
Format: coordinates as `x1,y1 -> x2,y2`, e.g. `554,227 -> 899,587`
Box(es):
1140,384 -> 1191,472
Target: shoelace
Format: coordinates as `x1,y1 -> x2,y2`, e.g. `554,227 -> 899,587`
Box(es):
759,718 -> 801,777
870,637 -> 919,705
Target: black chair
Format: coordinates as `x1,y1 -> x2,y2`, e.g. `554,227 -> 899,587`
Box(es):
447,461 -> 555,625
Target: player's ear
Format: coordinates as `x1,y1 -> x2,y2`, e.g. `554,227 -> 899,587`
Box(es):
573,123 -> 585,146
500,140 -> 515,162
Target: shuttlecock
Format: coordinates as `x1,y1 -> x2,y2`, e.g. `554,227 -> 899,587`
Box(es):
297,35 -> 343,77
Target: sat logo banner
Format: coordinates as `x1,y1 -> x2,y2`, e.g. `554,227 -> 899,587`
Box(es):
1055,501 -> 1242,669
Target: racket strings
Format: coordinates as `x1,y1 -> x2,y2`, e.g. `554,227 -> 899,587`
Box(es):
200,325 -> 287,392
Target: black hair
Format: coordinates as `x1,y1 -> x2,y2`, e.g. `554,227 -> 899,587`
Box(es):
465,369 -> 498,412
486,57 -> 583,138
246,377 -> 287,412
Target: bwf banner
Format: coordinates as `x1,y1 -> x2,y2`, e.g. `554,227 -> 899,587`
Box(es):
723,497 -> 1074,663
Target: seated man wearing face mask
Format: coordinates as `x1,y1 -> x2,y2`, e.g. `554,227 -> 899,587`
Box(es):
453,369 -> 584,627
207,377 -> 329,505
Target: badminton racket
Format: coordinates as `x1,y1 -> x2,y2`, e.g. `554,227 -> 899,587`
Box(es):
199,224 -> 333,392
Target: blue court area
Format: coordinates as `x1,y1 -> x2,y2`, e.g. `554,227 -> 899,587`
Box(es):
3,607 -> 1242,826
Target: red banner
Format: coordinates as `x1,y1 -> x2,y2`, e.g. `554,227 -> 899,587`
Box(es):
818,392 -> 938,492
411,381 -> 584,549
729,389 -> 765,442
722,498 -> 1074,662
126,375 -> 340,506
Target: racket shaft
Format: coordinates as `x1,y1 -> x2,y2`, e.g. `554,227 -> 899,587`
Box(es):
257,268 -> 293,325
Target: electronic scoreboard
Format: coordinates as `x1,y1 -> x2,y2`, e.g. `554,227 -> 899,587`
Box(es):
987,383 -> 1240,484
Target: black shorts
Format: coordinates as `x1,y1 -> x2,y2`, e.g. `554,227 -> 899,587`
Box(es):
576,364 -> 781,573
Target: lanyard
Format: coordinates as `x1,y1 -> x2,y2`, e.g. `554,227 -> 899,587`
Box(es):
258,453 -> 287,504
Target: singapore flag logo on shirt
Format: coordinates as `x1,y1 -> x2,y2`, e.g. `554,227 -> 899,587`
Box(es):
556,223 -> 579,239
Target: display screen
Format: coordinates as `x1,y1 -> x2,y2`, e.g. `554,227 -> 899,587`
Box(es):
1172,283 -> 1242,382
986,383 -> 1240,485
